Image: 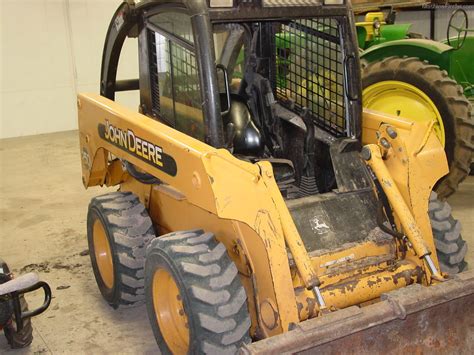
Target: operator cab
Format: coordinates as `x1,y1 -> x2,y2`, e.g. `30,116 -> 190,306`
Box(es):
101,0 -> 363,198
210,16 -> 361,196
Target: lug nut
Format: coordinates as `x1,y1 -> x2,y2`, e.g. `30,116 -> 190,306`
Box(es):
386,127 -> 398,139
380,138 -> 391,149
361,147 -> 372,161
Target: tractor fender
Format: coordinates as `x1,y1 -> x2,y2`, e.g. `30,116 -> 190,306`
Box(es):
361,39 -> 454,71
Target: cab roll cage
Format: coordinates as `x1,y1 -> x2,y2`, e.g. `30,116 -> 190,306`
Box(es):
100,0 -> 225,147
100,0 -> 361,148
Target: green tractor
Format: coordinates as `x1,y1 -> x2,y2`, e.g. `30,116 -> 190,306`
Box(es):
357,9 -> 474,199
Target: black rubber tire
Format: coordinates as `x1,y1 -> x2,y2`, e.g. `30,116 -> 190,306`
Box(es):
0,296 -> 13,326
87,191 -> 155,308
145,230 -> 251,354
362,56 -> 474,199
3,295 -> 33,349
429,191 -> 468,274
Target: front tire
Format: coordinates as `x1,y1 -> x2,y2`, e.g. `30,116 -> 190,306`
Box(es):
145,230 -> 251,354
362,56 -> 474,198
87,192 -> 155,308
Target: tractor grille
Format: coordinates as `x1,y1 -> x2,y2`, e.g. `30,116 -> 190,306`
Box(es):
273,18 -> 346,137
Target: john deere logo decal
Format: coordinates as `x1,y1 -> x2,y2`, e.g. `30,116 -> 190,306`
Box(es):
99,120 -> 177,176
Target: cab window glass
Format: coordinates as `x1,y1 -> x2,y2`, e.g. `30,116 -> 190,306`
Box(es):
213,26 -> 246,93
149,12 -> 194,44
148,12 -> 204,140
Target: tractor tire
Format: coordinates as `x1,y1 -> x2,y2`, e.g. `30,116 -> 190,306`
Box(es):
3,295 -> 33,349
87,191 -> 155,308
362,56 -> 474,199
145,230 -> 251,354
429,192 -> 468,275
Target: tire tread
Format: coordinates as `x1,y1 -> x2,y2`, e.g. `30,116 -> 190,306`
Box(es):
146,230 -> 251,354
428,192 -> 468,274
362,56 -> 474,198
88,192 -> 155,307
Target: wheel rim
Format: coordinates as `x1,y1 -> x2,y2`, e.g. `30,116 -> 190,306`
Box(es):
363,81 -> 446,146
92,219 -> 114,289
153,268 -> 189,354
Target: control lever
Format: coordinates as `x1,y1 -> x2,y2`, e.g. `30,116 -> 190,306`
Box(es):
300,108 -> 319,196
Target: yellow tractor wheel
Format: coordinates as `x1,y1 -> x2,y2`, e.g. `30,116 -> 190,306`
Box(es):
145,230 -> 251,354
363,80 -> 446,146
362,56 -> 474,199
87,192 -> 155,308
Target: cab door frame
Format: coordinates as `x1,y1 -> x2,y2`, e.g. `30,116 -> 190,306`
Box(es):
100,1 -> 225,148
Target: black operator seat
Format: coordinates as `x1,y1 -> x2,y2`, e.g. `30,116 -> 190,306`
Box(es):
223,94 -> 263,156
222,94 -> 296,188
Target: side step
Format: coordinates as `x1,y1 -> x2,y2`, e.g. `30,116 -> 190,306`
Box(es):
242,269 -> 474,354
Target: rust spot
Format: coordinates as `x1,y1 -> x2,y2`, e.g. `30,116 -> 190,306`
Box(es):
306,297 -> 317,319
429,338 -> 441,349
392,266 -> 423,285
367,279 -> 378,287
367,227 -> 394,246
324,278 -> 360,295
297,301 -> 304,319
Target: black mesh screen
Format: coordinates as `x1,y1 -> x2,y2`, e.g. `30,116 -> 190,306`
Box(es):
149,30 -> 160,117
273,18 -> 346,137
170,44 -> 201,109
147,27 -> 204,139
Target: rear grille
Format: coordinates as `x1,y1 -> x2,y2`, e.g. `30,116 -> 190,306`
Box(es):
273,18 -> 346,137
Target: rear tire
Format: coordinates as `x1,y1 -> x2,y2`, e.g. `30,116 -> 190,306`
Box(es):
429,192 -> 468,274
362,56 -> 474,198
145,230 -> 251,354
87,191 -> 155,308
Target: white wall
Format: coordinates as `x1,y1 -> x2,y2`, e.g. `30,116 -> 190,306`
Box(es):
0,0 -> 138,139
1,2 -> 473,139
356,7 -> 474,41
395,8 -> 474,41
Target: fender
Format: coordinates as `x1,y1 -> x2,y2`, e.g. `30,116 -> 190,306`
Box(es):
361,39 -> 454,72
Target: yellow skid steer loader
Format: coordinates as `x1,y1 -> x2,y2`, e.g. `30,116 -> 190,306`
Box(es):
78,0 -> 473,353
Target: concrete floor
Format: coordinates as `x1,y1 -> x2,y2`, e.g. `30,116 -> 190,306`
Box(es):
0,130 -> 472,354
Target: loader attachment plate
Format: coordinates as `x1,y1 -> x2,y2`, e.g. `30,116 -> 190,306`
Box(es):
287,190 -> 379,252
243,270 -> 474,354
